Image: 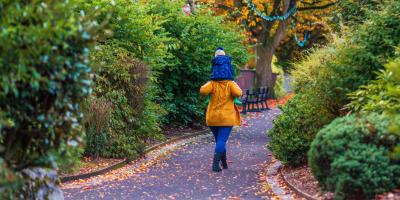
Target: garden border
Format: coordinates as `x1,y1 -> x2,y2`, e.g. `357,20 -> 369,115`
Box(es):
265,160 -> 293,199
60,129 -> 209,183
279,166 -> 318,200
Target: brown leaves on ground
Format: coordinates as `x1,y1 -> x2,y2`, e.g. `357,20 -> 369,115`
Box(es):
282,165 -> 333,199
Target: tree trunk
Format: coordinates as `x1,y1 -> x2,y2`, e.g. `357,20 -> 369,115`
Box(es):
255,0 -> 292,88
256,45 -> 274,88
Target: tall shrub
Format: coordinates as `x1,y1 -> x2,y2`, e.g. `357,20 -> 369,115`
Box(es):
294,0 -> 400,112
83,97 -> 112,159
0,0 -> 100,198
89,44 -> 165,158
268,38 -> 340,166
149,0 -> 249,124
77,0 -> 168,158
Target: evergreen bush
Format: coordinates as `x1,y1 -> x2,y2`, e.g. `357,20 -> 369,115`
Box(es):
308,113 -> 400,199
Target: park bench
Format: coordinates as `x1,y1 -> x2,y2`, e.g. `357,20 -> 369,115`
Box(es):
240,87 -> 270,114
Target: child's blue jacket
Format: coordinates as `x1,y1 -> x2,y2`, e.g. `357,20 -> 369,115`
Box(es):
210,55 -> 234,80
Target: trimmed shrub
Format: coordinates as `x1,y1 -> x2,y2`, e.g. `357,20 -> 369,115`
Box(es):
268,94 -> 334,166
0,0 -> 100,198
148,0 -> 249,124
308,113 -> 400,199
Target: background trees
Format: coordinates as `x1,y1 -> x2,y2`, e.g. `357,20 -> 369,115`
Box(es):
199,0 -> 335,87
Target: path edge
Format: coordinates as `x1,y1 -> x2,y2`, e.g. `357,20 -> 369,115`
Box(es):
265,160 -> 292,200
279,165 -> 319,200
60,129 -> 209,183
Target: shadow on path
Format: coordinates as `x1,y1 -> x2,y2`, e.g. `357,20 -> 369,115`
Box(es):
63,109 -> 281,200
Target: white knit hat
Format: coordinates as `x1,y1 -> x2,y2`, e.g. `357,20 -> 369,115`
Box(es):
215,49 -> 226,57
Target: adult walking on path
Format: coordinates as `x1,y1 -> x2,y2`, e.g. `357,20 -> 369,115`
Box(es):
200,47 -> 243,172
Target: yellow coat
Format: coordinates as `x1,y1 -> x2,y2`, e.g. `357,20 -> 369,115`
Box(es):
200,81 -> 242,126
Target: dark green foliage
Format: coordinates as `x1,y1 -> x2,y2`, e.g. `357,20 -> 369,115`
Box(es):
89,44 -> 165,158
308,113 -> 400,199
149,0 -> 249,124
0,158 -> 19,199
0,0 -> 100,197
78,0 -> 169,69
268,94 -> 334,166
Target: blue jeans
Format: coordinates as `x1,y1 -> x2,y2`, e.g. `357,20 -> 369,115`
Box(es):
209,126 -> 233,153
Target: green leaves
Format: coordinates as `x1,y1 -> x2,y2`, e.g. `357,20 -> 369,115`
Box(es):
347,57 -> 400,114
0,0 -> 103,197
268,94 -> 335,167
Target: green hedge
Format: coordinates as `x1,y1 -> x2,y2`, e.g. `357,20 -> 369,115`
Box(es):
0,0 -> 100,197
308,113 -> 400,199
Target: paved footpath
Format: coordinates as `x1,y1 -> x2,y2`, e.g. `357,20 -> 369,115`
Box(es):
63,109 -> 280,200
